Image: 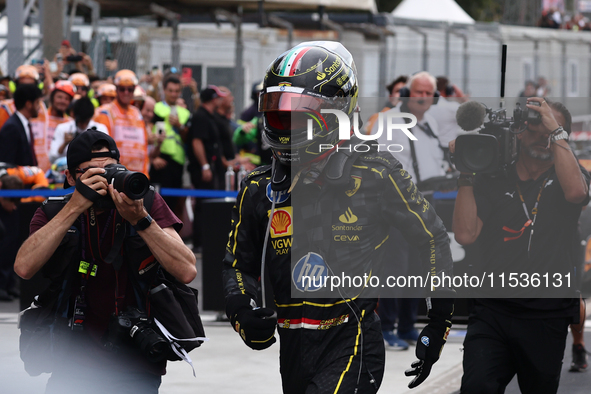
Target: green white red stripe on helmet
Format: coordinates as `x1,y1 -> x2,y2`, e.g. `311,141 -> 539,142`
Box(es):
278,47 -> 313,76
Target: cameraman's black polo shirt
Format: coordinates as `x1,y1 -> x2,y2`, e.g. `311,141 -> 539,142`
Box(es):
472,164 -> 590,318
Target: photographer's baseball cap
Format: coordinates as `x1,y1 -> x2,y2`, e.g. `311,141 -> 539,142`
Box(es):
200,85 -> 227,103
65,129 -> 120,188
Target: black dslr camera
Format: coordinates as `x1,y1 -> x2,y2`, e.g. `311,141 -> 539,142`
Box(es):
102,163 -> 150,200
453,101 -> 542,174
102,307 -> 169,362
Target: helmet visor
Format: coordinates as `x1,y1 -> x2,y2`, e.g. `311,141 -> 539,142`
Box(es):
259,91 -> 329,113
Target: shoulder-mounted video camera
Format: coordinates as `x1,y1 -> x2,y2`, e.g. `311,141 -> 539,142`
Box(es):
452,44 -> 547,175
453,100 -> 541,174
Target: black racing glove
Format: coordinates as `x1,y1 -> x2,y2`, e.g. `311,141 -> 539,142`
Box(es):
405,297 -> 453,388
226,295 -> 277,350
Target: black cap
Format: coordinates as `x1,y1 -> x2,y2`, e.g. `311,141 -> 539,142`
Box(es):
64,128 -> 120,188
200,85 -> 227,103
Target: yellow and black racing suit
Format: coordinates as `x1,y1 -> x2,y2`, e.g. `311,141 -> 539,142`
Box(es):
222,146 -> 453,394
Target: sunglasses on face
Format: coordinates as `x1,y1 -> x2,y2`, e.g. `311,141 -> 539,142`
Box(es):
117,86 -> 135,93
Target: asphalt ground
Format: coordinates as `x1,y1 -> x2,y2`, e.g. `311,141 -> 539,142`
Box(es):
0,255 -> 589,394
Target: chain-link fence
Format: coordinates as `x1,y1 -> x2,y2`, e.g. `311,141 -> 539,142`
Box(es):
4,17 -> 591,117
0,34 -> 43,77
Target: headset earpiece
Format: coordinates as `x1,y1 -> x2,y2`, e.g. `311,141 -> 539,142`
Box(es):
445,84 -> 455,97
398,86 -> 439,104
398,87 -> 410,98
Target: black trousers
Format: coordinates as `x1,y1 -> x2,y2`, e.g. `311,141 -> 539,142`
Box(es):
278,311 -> 385,394
149,154 -> 184,212
460,305 -> 570,394
0,207 -> 19,291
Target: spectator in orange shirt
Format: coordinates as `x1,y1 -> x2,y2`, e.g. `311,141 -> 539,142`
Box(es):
93,69 -> 149,175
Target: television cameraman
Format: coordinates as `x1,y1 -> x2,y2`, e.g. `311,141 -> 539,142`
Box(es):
451,98 -> 589,394
14,130 -> 196,393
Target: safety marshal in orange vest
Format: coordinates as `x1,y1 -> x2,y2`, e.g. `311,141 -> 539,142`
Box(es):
93,70 -> 149,175
37,80 -> 75,172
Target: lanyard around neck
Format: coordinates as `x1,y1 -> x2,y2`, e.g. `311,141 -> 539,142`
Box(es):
515,175 -> 549,258
515,176 -> 549,222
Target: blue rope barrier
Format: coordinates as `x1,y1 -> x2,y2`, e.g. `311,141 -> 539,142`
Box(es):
0,188 -> 454,200
432,191 -> 458,200
0,188 -> 239,199
159,188 -> 238,198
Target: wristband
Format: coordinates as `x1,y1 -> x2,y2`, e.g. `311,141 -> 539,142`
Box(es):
457,173 -> 475,187
202,164 -> 211,171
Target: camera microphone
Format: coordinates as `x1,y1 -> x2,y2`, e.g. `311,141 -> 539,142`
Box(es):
456,101 -> 487,131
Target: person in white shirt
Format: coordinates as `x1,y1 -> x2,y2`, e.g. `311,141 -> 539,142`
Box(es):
370,71 -> 447,184
50,97 -> 108,163
369,71 -> 449,352
426,76 -> 469,148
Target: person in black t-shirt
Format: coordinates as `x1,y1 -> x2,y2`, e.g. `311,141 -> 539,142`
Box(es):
213,86 -> 237,167
452,99 -> 590,394
187,85 -> 228,190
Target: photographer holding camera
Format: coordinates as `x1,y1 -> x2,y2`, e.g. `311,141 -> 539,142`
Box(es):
452,98 -> 589,394
14,129 -> 196,393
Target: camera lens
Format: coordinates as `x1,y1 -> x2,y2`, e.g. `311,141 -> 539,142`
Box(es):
121,172 -> 149,199
109,168 -> 150,200
463,142 -> 496,172
455,134 -> 498,173
130,322 -> 169,362
125,173 -> 150,198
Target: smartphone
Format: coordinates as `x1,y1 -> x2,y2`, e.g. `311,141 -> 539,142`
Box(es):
31,59 -> 44,65
155,122 -> 166,136
66,55 -> 83,62
182,67 -> 193,82
49,62 -> 58,72
151,66 -> 159,76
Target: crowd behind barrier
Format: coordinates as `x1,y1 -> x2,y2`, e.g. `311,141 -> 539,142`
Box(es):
0,35 -> 589,394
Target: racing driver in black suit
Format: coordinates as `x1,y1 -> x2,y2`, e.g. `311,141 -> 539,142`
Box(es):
222,41 -> 455,394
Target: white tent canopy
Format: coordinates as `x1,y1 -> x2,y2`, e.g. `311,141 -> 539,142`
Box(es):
392,0 -> 475,25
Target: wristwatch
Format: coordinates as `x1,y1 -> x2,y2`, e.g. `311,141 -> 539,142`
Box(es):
551,126 -> 569,143
457,173 -> 475,187
202,164 -> 211,171
133,215 -> 153,232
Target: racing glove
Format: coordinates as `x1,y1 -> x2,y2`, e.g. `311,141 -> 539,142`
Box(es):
405,297 -> 453,388
226,295 -> 277,350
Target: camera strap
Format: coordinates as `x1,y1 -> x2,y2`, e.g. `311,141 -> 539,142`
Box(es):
75,177 -> 102,202
408,140 -> 422,184
410,122 -> 452,184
